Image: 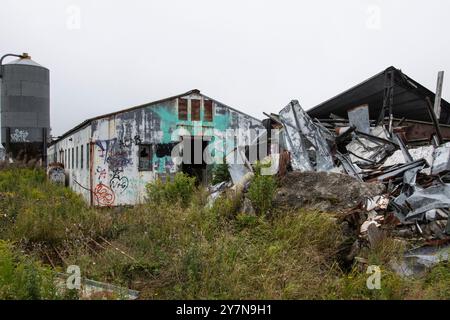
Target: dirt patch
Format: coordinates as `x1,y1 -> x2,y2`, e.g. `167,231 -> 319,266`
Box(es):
274,171 -> 385,213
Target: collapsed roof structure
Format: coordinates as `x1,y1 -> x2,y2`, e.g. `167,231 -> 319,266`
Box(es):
255,66 -> 450,274
308,66 -> 450,124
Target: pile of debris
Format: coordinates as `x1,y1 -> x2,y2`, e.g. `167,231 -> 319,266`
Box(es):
276,100 -> 449,237
270,99 -> 450,274
274,171 -> 385,213
210,67 -> 450,275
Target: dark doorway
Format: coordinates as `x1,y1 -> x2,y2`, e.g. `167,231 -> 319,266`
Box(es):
181,136 -> 210,185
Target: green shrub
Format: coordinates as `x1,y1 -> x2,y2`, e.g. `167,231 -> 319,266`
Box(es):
210,191 -> 242,221
0,240 -> 58,299
211,164 -> 231,185
146,173 -> 196,208
247,173 -> 277,215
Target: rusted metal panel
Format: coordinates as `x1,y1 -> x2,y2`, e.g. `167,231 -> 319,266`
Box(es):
191,99 -> 201,121
204,99 -> 213,122
178,98 -> 188,121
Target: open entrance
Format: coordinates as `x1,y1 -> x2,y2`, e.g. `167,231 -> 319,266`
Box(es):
180,136 -> 211,185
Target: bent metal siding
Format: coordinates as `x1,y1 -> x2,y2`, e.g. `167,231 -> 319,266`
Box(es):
48,91 -> 263,206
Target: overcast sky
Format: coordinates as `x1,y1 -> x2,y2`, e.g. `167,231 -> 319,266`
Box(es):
1,0 -> 449,136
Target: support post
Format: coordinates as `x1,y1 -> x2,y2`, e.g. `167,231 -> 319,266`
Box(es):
433,71 -> 444,121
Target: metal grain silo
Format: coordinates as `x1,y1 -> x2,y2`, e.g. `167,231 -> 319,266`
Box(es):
0,53 -> 50,161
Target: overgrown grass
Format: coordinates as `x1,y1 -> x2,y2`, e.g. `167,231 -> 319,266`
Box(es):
0,167 -> 449,300
145,172 -> 196,208
247,162 -> 277,215
0,240 -> 58,299
0,168 -> 111,245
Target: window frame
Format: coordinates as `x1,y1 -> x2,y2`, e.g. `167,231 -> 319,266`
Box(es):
178,98 -> 188,121
204,100 -> 213,122
191,99 -> 201,121
138,144 -> 153,172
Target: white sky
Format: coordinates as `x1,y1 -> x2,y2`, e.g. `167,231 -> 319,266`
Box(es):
1,0 -> 449,136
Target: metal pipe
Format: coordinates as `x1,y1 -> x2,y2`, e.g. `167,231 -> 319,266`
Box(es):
0,53 -> 28,78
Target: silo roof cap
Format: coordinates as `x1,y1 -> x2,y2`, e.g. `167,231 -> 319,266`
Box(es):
5,57 -> 44,67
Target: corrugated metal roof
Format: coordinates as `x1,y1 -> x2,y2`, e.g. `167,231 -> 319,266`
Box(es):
307,66 -> 450,125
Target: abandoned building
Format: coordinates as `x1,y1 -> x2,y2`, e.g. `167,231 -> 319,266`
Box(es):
47,89 -> 264,207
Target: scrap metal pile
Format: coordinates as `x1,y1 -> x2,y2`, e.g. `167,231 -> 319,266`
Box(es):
276,100 -> 450,250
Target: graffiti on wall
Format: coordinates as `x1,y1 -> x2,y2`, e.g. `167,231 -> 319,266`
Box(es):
93,183 -> 115,206
109,169 -> 129,194
74,97 -> 264,207
10,129 -> 30,143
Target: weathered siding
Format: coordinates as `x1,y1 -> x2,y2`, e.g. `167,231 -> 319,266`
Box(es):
49,91 -> 263,206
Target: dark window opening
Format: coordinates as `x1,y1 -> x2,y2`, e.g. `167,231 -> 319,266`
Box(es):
155,143 -> 177,158
191,99 -> 201,121
76,146 -> 79,169
86,143 -> 89,170
138,144 -> 153,171
81,145 -> 84,169
204,100 -> 213,122
178,98 -> 188,120
72,148 -> 74,169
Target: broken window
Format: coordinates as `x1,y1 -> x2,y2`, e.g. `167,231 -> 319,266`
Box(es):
178,98 -> 188,121
191,99 -> 201,121
138,144 -> 152,171
204,100 -> 213,122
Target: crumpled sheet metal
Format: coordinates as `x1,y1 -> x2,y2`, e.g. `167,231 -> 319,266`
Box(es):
226,146 -> 253,185
279,100 -> 334,172
375,159 -> 426,182
335,153 -> 363,181
348,104 -> 370,134
383,145 -> 434,175
278,106 -> 312,171
390,245 -> 450,277
431,142 -> 450,175
346,126 -> 396,166
394,183 -> 450,221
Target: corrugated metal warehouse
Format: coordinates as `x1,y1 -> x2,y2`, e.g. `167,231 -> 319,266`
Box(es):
47,89 -> 263,207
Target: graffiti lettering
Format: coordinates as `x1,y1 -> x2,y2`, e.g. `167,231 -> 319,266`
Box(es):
10,129 -> 29,143
106,152 -> 132,169
96,138 -> 133,170
110,170 -> 129,194
119,135 -> 142,148
96,166 -> 107,181
93,183 -> 115,206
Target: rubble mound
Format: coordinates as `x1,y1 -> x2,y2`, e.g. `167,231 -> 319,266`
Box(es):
274,171 -> 385,213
